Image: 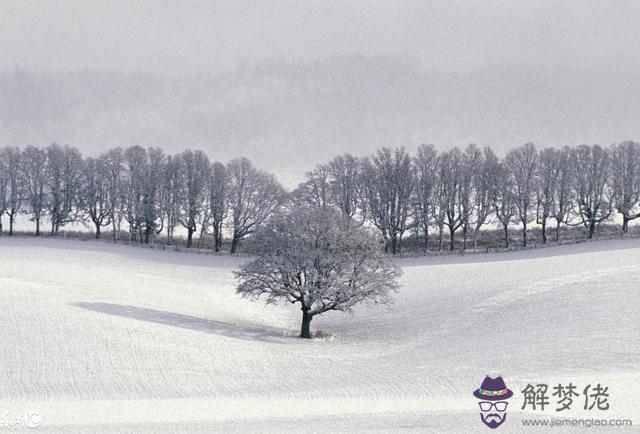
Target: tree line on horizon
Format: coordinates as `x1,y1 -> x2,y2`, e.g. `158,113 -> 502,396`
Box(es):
0,142 -> 639,254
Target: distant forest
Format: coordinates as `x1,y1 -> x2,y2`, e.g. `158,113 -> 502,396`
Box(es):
1,141 -> 639,254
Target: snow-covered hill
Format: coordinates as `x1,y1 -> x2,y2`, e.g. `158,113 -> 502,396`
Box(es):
0,237 -> 638,432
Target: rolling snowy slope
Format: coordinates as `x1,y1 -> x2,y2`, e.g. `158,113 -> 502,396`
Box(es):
0,237 -> 638,432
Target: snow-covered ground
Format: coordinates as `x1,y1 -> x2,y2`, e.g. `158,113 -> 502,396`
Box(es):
0,237 -> 638,432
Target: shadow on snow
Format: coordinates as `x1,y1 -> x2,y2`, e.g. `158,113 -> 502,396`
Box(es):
71,301 -> 286,343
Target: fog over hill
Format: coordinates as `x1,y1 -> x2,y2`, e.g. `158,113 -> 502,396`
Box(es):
2,55 -> 640,186
3,1 -> 640,186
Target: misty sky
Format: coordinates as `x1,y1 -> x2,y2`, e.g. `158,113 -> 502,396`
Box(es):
3,0 -> 639,74
2,0 -> 640,185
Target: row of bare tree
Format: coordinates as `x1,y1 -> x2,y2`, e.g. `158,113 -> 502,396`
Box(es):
1,142 -> 639,254
0,145 -> 285,253
293,142 -> 640,253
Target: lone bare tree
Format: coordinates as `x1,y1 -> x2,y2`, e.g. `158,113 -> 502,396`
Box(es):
235,207 -> 401,338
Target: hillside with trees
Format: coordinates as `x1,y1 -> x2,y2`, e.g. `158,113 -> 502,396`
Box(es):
1,142 -> 639,254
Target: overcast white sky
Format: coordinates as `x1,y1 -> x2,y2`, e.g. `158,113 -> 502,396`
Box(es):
2,0 -> 639,75
1,1 -> 640,185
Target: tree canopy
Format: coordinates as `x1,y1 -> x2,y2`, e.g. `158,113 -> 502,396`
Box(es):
235,207 -> 402,338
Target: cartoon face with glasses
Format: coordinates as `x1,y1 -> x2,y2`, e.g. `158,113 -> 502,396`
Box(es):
473,376 -> 513,429
478,401 -> 509,428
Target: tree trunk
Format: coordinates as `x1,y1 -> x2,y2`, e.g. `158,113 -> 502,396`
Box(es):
503,224 -> 509,248
449,227 -> 455,250
390,234 -> 398,255
588,221 -> 595,239
112,215 -> 118,243
473,227 -> 480,248
541,219 -> 547,244
187,227 -> 194,248
300,309 -> 312,339
462,226 -> 468,250
166,222 -> 172,243
197,224 -> 207,249
95,222 -> 101,239
0,218 -> 3,235
522,222 -> 527,247
556,219 -> 561,241
213,226 -> 221,252
9,213 -> 14,236
35,217 -> 40,236
438,226 -> 443,251
230,234 -> 239,254
423,225 -> 429,252
622,216 -> 629,234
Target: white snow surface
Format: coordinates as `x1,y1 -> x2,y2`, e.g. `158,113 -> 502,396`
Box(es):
0,237 -> 638,432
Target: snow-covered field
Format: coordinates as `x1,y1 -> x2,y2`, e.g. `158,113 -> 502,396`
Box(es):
0,237 -> 638,432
